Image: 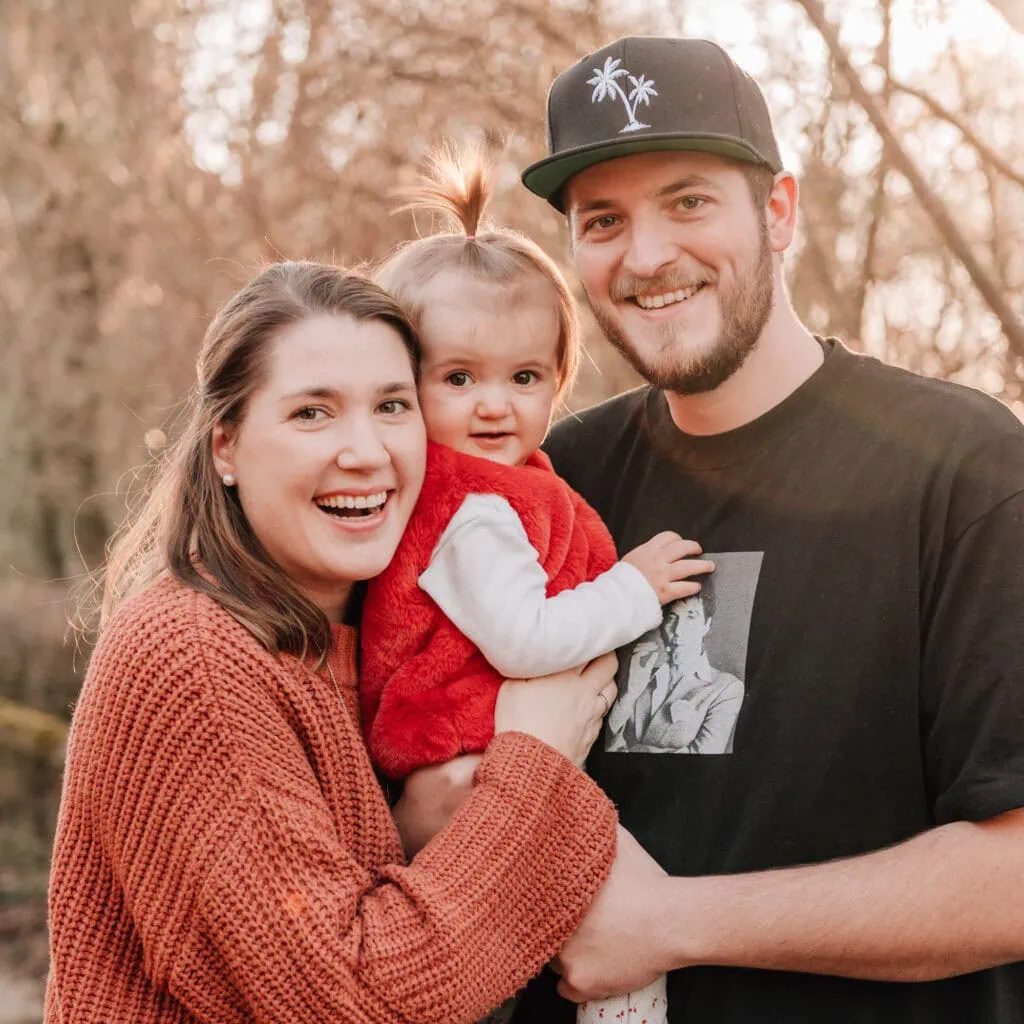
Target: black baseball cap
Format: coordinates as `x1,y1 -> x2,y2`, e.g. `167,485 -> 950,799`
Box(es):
523,36 -> 783,212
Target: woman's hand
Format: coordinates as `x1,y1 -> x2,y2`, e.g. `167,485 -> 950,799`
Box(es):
494,652 -> 618,766
392,754 -> 483,858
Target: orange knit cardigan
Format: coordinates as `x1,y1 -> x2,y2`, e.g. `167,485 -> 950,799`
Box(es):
45,577 -> 617,1023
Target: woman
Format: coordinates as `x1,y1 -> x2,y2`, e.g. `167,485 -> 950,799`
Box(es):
47,261 -> 623,1023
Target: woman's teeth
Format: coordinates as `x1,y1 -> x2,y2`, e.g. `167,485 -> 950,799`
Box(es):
315,491 -> 388,517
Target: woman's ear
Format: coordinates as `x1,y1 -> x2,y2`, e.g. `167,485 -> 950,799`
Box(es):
211,421 -> 237,481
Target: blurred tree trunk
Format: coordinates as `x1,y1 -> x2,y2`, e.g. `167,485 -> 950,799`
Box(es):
793,0 -> 1024,360
0,698 -> 67,765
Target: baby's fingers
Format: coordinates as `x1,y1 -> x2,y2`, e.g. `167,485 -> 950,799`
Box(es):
669,557 -> 715,582
662,578 -> 705,602
660,536 -> 704,561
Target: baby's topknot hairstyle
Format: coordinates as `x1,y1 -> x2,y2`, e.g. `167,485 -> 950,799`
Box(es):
397,141 -> 495,240
376,139 -> 581,399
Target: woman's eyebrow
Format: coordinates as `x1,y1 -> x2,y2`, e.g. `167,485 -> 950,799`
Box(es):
280,386 -> 340,402
376,381 -> 417,397
280,382 -> 414,402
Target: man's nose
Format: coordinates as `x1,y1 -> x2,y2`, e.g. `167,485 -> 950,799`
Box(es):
621,211 -> 679,280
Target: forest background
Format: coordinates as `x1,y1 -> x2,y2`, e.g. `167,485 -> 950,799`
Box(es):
2,0 -> 1024,1017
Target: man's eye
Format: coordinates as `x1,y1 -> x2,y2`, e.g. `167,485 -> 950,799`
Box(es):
677,196 -> 705,211
446,371 -> 472,387
587,215 -> 618,232
512,371 -> 538,386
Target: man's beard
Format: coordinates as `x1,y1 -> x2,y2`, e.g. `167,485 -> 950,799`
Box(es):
591,228 -> 774,395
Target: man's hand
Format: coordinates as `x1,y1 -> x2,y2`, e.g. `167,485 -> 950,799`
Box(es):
553,826 -> 672,1002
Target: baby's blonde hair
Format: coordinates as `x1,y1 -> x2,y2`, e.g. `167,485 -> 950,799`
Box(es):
375,141 -> 580,399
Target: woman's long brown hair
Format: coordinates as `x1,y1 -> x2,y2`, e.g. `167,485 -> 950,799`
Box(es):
83,261 -> 419,662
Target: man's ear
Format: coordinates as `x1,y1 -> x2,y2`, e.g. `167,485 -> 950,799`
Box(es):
767,172 -> 798,255
211,421 -> 237,480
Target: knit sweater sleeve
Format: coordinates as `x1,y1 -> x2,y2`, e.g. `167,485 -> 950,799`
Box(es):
87,585 -> 616,1024
176,733 -> 614,1024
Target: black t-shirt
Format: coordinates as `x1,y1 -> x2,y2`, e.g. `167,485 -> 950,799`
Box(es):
514,339 -> 1024,1023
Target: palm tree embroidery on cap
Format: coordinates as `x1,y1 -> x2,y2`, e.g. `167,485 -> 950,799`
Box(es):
587,56 -> 659,133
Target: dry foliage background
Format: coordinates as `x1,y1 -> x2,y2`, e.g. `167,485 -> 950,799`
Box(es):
2,0 -> 1023,1013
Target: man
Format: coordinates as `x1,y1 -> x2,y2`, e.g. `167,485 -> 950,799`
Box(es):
609,585 -> 744,754
513,35 -> 1024,1023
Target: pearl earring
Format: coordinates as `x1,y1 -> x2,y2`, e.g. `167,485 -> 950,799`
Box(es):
222,473 -> 236,487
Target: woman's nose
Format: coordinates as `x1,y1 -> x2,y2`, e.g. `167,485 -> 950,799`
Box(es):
336,418 -> 391,470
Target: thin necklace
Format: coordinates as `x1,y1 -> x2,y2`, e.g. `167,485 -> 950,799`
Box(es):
324,654 -> 345,705
315,639 -> 346,707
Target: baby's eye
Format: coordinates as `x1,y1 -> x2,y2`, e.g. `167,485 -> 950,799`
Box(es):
512,370 -> 539,386
446,371 -> 472,387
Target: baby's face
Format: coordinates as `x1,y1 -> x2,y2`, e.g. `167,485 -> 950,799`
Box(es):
415,271 -> 561,467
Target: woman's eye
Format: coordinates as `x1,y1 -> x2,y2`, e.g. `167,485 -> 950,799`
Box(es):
446,371 -> 472,387
293,406 -> 327,422
378,399 -> 412,416
512,371 -> 539,386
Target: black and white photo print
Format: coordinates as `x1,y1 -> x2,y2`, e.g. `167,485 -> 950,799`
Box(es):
606,551 -> 763,754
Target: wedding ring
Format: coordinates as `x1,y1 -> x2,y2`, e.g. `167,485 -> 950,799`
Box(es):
597,692 -> 611,717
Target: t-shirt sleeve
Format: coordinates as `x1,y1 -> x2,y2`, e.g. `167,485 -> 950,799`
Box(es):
419,493 -> 662,679
921,433 -> 1024,824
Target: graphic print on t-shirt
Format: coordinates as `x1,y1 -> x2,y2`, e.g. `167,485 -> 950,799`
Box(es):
606,551 -> 763,754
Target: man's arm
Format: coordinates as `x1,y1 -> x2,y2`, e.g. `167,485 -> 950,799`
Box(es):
555,809 -> 1024,1000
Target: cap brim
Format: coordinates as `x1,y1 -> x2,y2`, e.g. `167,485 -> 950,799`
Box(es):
522,134 -> 774,212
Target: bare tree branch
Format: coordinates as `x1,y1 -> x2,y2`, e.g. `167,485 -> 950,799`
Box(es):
793,0 -> 1024,360
888,79 -> 1024,190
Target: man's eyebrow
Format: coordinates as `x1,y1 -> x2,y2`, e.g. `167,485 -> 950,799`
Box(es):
572,175 -> 720,216
573,196 -> 618,216
657,174 -> 718,197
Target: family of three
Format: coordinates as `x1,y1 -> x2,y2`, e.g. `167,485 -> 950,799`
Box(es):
46,35 -> 1024,1024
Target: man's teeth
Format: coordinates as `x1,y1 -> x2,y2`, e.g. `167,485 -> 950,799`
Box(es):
315,491 -> 387,511
635,284 -> 704,310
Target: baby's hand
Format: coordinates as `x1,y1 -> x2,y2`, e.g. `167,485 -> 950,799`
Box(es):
621,532 -> 714,605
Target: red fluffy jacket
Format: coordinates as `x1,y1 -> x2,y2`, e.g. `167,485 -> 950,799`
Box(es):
360,442 -> 618,779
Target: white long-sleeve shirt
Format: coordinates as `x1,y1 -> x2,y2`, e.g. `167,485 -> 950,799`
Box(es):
418,493 -> 662,680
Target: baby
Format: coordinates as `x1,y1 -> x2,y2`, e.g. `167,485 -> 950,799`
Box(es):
361,143 -> 711,1024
